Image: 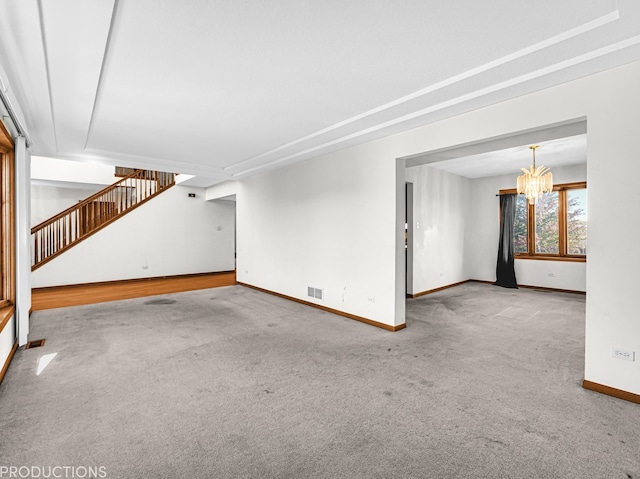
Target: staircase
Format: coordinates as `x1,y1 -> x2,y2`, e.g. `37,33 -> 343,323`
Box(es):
31,169 -> 175,271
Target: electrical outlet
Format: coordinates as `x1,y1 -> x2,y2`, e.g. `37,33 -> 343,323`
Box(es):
610,348 -> 635,361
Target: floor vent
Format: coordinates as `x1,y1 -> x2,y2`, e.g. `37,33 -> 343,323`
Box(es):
307,287 -> 323,300
25,339 -> 46,349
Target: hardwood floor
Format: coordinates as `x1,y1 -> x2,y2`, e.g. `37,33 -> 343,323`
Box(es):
31,271 -> 236,311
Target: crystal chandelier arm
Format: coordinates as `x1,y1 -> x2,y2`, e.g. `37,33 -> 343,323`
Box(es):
517,145 -> 553,204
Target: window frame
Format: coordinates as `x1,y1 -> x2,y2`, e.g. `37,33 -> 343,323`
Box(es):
0,120 -> 16,330
499,181 -> 586,263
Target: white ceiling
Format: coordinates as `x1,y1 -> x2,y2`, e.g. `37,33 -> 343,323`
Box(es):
423,134 -> 587,179
1,1 -> 640,187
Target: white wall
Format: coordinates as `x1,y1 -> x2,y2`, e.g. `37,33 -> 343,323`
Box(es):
31,156 -> 115,186
404,162 -> 586,294
585,66 -> 640,395
209,139 -> 403,328
218,60 -> 639,395
0,315 -> 15,376
468,163 -> 587,291
32,185 -> 236,287
384,62 -> 638,395
405,165 -> 471,294
31,184 -> 102,227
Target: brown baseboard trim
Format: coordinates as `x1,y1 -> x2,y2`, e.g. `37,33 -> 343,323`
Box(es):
410,280 -> 469,298
411,279 -> 586,297
0,341 -> 18,386
517,284 -> 586,295
582,379 -> 640,405
238,282 -> 406,332
467,279 -> 585,295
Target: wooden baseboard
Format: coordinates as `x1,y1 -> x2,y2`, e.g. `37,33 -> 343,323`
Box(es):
407,279 -> 586,299
410,280 -> 469,298
467,279 -> 586,294
517,284 -> 586,295
32,271 -> 237,311
238,282 -> 406,332
582,379 -> 640,405
0,341 -> 18,386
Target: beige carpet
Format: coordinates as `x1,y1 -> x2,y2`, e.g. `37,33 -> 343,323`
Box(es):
0,283 -> 638,478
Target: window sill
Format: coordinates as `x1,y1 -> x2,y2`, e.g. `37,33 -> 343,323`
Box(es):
0,302 -> 15,334
515,255 -> 586,263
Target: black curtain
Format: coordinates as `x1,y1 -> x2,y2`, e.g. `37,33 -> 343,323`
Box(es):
494,194 -> 518,289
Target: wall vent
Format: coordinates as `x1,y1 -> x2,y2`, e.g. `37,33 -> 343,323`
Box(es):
307,287 -> 323,300
25,339 -> 45,349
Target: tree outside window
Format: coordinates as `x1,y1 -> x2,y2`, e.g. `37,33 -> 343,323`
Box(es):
567,189 -> 587,254
508,182 -> 586,261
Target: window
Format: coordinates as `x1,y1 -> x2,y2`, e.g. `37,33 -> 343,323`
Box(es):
501,182 -> 586,262
0,120 -> 15,324
566,188 -> 587,254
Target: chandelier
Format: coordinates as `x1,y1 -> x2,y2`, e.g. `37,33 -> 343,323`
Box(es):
517,145 -> 553,205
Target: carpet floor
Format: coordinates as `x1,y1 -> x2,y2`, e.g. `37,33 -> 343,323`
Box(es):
0,283 -> 638,478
